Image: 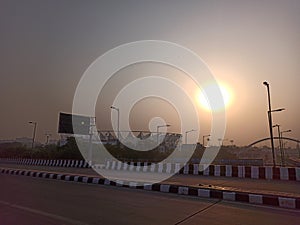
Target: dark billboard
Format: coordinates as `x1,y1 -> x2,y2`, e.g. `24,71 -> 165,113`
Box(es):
58,112 -> 90,135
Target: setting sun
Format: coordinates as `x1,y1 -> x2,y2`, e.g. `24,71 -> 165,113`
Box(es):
197,81 -> 233,112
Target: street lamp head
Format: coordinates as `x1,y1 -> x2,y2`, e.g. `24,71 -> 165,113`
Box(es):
263,81 -> 269,86
281,129 -> 292,135
157,124 -> 171,129
110,106 -> 119,111
186,129 -> 196,134
270,108 -> 285,113
272,124 -> 280,128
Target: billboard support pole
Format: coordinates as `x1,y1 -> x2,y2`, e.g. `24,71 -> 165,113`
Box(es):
88,117 -> 96,166
88,133 -> 93,165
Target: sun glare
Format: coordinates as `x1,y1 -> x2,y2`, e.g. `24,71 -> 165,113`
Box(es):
197,82 -> 233,112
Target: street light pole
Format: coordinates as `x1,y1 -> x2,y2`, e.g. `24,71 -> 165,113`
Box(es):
110,106 -> 120,143
272,124 -> 283,166
202,134 -> 210,147
28,121 -> 37,149
263,81 -> 276,167
280,129 -> 291,166
297,142 -> 300,159
157,124 -> 171,144
45,133 -> 51,145
185,129 -> 196,144
218,138 -> 228,146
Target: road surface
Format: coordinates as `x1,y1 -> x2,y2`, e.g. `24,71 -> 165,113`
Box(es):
0,173 -> 299,225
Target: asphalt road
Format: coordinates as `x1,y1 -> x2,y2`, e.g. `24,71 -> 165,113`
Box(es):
1,163 -> 299,197
0,174 -> 299,225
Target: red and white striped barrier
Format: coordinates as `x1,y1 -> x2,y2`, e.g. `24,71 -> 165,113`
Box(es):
1,158 -> 299,181
0,158 -> 90,168
103,160 -> 300,181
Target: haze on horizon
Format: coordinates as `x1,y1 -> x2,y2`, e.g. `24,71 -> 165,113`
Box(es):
1,0 -> 299,147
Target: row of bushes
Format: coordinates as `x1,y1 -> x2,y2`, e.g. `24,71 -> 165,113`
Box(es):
0,137 -> 184,161
0,137 -> 84,160
0,138 -> 239,163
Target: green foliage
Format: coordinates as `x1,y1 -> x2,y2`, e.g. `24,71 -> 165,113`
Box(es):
56,137 -> 84,160
0,139 -> 239,162
0,142 -> 29,158
105,144 -> 172,162
0,137 -> 83,160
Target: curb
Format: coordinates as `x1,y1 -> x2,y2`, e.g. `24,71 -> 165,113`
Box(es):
1,167 -> 299,210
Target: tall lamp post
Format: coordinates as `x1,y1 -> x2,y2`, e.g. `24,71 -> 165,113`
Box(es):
45,133 -> 51,145
202,134 -> 210,147
280,129 -> 291,166
218,138 -> 228,146
263,81 -> 285,167
28,121 -> 37,149
110,106 -> 120,143
272,124 -> 283,166
185,129 -> 196,144
157,124 -> 171,144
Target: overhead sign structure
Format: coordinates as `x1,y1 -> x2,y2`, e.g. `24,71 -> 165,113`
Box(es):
58,112 -> 91,135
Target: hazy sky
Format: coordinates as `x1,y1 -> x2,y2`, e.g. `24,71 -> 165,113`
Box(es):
1,0 -> 299,146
